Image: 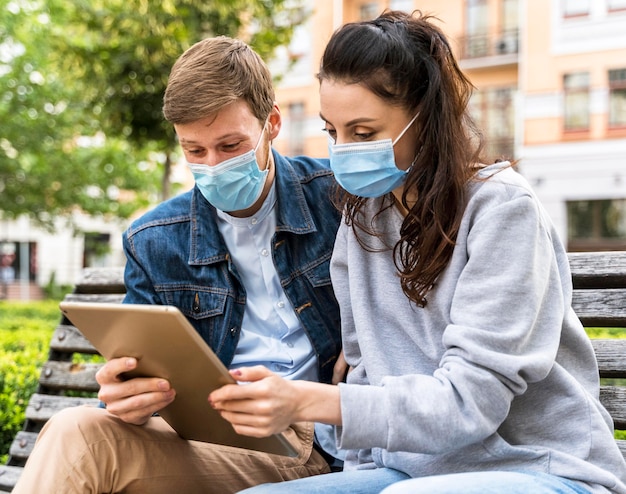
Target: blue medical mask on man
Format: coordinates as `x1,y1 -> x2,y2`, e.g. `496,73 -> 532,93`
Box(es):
327,113 -> 419,198
187,123 -> 268,212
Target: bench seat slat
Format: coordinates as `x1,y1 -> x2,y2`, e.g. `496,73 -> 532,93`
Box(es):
61,293 -> 125,305
0,465 -> 22,491
571,289 -> 626,327
568,252 -> 626,289
591,339 -> 626,378
25,393 -> 100,423
599,386 -> 626,430
38,361 -> 103,393
49,324 -> 98,354
73,267 -> 126,294
8,432 -> 37,461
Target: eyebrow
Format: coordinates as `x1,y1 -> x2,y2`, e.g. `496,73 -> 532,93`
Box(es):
178,133 -> 248,145
319,113 -> 378,127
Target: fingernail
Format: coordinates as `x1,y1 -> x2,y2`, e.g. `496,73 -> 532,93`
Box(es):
157,380 -> 168,391
126,358 -> 136,368
232,369 -> 242,377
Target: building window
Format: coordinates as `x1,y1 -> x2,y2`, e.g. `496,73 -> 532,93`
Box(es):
469,86 -> 515,161
563,0 -> 590,17
563,72 -> 590,131
83,232 -> 111,268
609,69 -> 626,128
0,241 -> 37,285
465,0 -> 489,58
567,199 -> 626,251
288,102 -> 305,156
502,0 -> 519,30
359,2 -> 379,20
608,0 -> 626,12
390,0 -> 414,12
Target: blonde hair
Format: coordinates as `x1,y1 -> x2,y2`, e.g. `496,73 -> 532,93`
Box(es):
163,36 -> 274,124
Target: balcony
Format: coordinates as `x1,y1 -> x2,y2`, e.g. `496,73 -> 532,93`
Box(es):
458,30 -> 520,70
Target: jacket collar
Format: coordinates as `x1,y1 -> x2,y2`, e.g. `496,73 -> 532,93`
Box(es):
187,149 -> 318,265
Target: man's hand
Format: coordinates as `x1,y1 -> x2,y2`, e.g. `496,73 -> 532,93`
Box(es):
96,357 -> 176,425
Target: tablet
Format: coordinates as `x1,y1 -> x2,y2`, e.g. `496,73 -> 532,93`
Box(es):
59,301 -> 298,457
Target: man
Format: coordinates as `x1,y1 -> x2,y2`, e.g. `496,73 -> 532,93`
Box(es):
13,36 -> 343,493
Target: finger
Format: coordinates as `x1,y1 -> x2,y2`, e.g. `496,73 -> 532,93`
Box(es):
332,351 -> 348,385
98,376 -> 171,402
209,366 -> 275,403
218,410 -> 286,438
229,365 -> 274,382
104,387 -> 176,425
95,357 -> 137,385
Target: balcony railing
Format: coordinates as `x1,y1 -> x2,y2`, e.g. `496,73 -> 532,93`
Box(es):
458,29 -> 520,61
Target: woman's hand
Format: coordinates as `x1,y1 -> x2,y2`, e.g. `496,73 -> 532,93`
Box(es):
96,357 -> 176,425
209,366 -> 341,438
332,350 -> 349,385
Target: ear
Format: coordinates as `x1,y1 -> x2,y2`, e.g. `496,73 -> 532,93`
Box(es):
267,103 -> 282,140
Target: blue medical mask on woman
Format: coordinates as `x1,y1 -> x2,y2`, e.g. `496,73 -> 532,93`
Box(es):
328,113 -> 419,197
187,124 -> 268,212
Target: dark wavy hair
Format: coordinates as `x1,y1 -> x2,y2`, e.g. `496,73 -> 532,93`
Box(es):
318,10 -> 484,307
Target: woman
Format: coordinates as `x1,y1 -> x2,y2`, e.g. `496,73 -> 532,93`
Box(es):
210,11 -> 626,494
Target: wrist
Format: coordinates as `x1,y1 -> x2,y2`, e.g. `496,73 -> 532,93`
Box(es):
294,380 -> 342,425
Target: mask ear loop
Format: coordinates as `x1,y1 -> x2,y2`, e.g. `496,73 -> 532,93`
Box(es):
392,112 -> 420,146
405,145 -> 424,175
393,113 -> 420,174
256,118 -> 272,173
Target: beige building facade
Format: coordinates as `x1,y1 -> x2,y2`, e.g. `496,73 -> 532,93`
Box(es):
3,0 -> 625,299
272,0 -> 626,251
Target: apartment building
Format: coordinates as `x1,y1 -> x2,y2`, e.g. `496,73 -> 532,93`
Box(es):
272,0 -> 626,251
3,0 -> 624,298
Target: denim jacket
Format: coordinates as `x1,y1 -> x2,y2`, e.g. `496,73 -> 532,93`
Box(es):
122,150 -> 342,384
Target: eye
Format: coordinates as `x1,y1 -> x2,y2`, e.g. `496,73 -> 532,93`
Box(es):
186,147 -> 205,157
221,141 -> 242,152
354,132 -> 374,141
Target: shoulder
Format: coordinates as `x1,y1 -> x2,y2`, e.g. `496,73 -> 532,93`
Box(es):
126,190 -> 193,238
467,162 -> 537,207
273,151 -> 341,230
463,161 -> 552,230
274,152 -> 333,182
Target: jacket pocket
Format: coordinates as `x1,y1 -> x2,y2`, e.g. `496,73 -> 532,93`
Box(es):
162,288 -> 228,320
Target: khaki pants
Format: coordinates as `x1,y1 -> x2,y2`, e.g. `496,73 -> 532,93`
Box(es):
13,406 -> 331,494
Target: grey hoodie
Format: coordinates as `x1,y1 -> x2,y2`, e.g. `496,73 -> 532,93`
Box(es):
331,162 -> 626,493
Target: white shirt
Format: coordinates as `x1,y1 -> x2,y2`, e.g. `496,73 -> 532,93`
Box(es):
216,182 -> 344,463
216,183 -> 318,381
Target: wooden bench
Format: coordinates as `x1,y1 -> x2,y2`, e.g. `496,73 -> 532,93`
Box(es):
0,267 -> 125,492
568,251 -> 626,458
0,252 -> 625,491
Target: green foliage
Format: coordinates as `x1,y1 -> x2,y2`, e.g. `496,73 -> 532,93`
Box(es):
585,327 -> 626,339
42,271 -> 74,301
0,0 -> 309,227
0,300 -> 60,463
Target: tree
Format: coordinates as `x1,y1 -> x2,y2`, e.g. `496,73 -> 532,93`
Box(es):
0,0 -> 308,229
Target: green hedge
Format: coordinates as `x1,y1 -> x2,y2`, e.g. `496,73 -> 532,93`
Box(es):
0,301 -> 60,464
